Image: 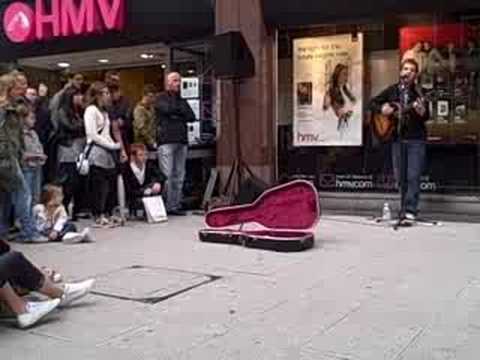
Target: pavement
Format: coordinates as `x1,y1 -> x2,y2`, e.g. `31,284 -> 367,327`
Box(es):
1,214 -> 480,360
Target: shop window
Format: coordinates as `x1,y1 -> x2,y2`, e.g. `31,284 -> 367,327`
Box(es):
278,14 -> 480,195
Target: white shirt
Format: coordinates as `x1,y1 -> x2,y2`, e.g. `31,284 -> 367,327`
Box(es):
84,105 -> 116,149
33,204 -> 68,233
84,105 -> 119,169
130,162 -> 146,185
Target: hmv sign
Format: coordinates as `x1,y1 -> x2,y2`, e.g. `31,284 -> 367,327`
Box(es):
2,0 -> 125,43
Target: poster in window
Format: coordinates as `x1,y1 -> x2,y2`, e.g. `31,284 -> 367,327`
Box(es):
293,34 -> 364,146
181,77 -> 199,99
437,100 -> 450,123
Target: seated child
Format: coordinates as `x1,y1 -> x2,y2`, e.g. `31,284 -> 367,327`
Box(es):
122,144 -> 166,217
33,185 -> 94,244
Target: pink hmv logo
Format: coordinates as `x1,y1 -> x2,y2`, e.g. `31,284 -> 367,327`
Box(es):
2,0 -> 125,44
3,2 -> 34,43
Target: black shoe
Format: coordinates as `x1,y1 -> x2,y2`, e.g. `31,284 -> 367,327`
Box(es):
168,210 -> 187,216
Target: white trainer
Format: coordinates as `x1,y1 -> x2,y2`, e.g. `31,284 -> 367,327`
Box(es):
62,232 -> 84,245
80,228 -> 95,243
59,279 -> 96,307
17,299 -> 60,329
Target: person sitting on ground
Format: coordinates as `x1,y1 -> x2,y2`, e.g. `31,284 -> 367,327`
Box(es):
33,185 -> 94,244
0,239 -> 95,329
122,144 -> 166,217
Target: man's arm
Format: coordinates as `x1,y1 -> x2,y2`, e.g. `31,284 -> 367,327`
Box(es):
369,86 -> 394,114
111,119 -> 127,162
369,85 -> 398,117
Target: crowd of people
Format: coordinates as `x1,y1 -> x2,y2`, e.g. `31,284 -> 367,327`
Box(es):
0,68 -> 196,328
0,69 -> 196,243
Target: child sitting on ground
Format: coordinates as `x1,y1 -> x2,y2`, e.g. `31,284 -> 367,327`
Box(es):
33,185 -> 94,244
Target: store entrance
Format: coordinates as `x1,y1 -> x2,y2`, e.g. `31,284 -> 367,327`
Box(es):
18,41 -> 216,210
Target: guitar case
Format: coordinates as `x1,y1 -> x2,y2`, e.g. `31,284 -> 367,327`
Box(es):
199,180 -> 320,252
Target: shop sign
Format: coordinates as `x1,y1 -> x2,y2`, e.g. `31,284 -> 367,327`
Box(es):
3,0 -> 125,44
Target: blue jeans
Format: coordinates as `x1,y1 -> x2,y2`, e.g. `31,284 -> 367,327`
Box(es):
0,163 -> 39,241
392,140 -> 426,216
23,167 -> 42,210
0,191 -> 10,240
157,144 -> 188,212
40,222 -> 77,241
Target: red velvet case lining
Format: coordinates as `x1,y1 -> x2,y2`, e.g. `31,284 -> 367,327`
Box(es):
205,180 -> 320,231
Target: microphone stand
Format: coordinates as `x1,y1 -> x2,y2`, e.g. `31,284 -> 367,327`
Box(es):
393,79 -> 410,230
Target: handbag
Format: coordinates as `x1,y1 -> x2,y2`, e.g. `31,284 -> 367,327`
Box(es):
76,125 -> 105,176
76,141 -> 95,175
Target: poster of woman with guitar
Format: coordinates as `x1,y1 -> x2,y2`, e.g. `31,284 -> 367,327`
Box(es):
323,63 -> 357,136
369,59 -> 429,223
293,33 -> 363,146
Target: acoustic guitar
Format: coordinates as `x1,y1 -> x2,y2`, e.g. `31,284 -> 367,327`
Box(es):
372,99 -> 425,142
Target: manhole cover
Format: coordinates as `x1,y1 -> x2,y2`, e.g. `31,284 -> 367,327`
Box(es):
92,266 -> 220,304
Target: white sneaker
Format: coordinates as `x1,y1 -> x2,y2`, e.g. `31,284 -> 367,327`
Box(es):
80,228 -> 95,243
405,213 -> 417,222
59,279 -> 96,307
17,299 -> 60,329
62,232 -> 84,245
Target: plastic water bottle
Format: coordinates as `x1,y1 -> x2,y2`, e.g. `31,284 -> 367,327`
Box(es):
382,202 -> 392,221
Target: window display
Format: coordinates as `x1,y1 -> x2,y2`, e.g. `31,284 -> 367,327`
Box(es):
279,16 -> 480,194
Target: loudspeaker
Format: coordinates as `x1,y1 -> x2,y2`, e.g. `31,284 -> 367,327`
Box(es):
213,31 -> 255,79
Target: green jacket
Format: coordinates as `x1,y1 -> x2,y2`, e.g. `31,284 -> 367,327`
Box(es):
133,102 -> 156,148
0,104 -> 24,192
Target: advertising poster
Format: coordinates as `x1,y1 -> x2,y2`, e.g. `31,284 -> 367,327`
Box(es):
293,33 -> 364,146
181,77 -> 199,99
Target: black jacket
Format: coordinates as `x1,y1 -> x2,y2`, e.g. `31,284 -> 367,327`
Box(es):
109,95 -> 133,146
0,239 -> 10,255
122,162 -> 167,202
155,92 -> 196,145
369,83 -> 429,141
34,97 -> 52,147
57,108 -> 85,147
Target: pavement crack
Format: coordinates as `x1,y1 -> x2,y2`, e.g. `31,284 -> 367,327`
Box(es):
389,326 -> 426,360
301,304 -> 362,347
29,331 -> 71,343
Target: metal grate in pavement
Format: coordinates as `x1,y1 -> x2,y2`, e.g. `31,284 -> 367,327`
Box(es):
92,265 -> 221,304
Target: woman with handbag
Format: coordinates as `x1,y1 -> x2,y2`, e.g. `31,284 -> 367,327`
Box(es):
83,82 -> 121,228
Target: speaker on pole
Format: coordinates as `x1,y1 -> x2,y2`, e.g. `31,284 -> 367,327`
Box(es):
212,31 -> 255,79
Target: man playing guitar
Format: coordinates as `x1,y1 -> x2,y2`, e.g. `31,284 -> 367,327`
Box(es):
370,59 -> 429,222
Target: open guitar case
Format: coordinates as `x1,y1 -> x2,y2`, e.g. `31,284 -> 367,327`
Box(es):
199,180 -> 320,252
